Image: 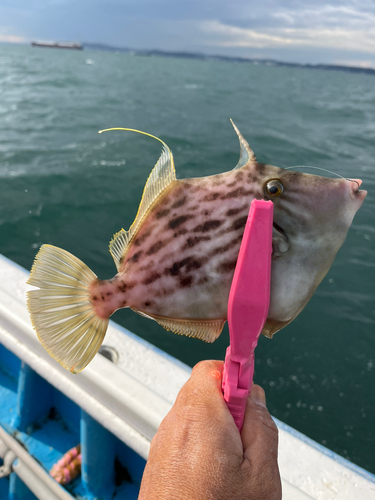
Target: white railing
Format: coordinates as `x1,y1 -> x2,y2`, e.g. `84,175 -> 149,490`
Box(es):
0,426 -> 75,500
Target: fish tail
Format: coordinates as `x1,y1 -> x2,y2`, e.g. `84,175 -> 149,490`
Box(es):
27,245 -> 109,374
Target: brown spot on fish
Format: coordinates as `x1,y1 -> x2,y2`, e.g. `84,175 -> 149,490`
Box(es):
221,187 -> 251,199
147,241 -> 165,256
217,259 -> 237,273
134,229 -> 153,246
226,206 -> 246,217
193,220 -> 222,232
155,287 -> 175,297
227,180 -> 238,188
156,208 -> 170,219
143,272 -> 162,285
212,174 -> 225,185
106,292 -> 113,296
235,170 -> 244,181
198,276 -> 209,285
168,214 -> 193,230
128,251 -> 142,263
189,205 -> 199,211
174,227 -> 188,238
139,261 -> 154,272
188,185 -> 201,193
167,256 -> 204,276
171,196 -> 187,209
92,295 -> 98,301
231,216 -> 248,231
183,235 -> 211,249
211,234 -> 243,256
144,301 -> 153,307
256,163 -> 266,175
203,192 -> 221,202
117,283 -> 127,293
247,173 -> 257,183
179,275 -> 193,288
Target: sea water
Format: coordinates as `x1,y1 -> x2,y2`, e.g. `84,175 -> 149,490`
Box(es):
0,43 -> 374,473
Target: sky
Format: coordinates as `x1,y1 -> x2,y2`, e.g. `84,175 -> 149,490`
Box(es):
1,0 -> 375,68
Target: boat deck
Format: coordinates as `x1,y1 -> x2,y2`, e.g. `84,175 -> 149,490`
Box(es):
0,254 -> 374,499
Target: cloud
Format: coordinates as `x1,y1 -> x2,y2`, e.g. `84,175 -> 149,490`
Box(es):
0,34 -> 27,43
270,3 -> 375,30
200,20 -> 375,54
1,0 -> 375,66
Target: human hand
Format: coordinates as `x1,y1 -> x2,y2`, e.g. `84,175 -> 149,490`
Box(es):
139,360 -> 281,500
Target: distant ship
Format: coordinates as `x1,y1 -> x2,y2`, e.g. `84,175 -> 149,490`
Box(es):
31,41 -> 83,50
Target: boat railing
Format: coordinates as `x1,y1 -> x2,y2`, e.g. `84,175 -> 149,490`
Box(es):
0,254 -> 374,499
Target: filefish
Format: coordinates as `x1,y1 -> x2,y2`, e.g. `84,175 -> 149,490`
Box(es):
27,122 -> 367,373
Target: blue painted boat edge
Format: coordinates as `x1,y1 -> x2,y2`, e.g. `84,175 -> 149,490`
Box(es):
273,416 -> 375,484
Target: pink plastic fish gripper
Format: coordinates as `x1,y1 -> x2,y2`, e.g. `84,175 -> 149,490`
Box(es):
222,199 -> 273,432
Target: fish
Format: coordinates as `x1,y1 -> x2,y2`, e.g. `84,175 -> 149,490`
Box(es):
27,121 -> 367,373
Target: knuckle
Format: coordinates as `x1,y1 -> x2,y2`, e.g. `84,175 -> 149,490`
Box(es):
192,359 -> 223,375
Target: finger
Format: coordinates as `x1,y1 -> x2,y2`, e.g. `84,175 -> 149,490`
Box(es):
191,359 -> 224,385
159,359 -> 244,462
250,384 -> 267,407
174,359 -> 224,408
241,385 -> 279,462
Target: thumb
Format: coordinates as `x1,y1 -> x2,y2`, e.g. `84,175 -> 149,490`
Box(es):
241,385 -> 279,464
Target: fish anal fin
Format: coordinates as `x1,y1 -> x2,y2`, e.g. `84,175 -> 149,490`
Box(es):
109,141 -> 176,271
131,308 -> 225,343
230,119 -> 257,169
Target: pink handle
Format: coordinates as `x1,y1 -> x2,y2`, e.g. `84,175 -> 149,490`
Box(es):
222,200 -> 273,431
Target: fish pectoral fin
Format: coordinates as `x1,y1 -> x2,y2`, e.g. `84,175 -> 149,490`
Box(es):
230,119 -> 257,169
109,132 -> 176,271
131,308 -> 225,343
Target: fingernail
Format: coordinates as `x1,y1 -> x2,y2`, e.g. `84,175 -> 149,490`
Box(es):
250,385 -> 266,407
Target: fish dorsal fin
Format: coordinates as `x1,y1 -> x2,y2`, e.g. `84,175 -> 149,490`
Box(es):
131,308 -> 225,343
101,129 -> 176,271
230,119 -> 257,169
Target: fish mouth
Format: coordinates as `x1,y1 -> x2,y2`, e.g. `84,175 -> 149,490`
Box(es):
347,178 -> 367,201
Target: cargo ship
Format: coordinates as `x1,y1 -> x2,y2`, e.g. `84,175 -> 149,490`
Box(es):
31,41 -> 82,50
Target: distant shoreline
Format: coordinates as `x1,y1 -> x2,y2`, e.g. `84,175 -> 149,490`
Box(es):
3,41 -> 374,76
82,42 -> 375,77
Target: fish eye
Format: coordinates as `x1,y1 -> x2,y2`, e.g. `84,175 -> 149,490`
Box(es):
265,179 -> 284,198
